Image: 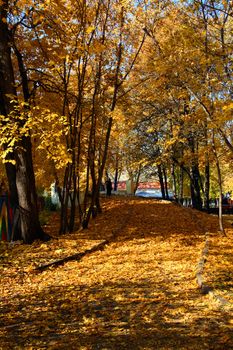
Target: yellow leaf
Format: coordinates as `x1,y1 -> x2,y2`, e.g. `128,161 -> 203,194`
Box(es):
86,26 -> 95,34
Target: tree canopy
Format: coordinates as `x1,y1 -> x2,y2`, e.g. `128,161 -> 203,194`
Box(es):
0,0 -> 232,241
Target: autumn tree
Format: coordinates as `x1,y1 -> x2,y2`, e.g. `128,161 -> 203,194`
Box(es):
127,0 -> 232,213
0,0 -> 49,243
13,0 -> 147,233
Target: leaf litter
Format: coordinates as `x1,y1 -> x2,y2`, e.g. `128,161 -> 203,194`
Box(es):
0,196 -> 233,349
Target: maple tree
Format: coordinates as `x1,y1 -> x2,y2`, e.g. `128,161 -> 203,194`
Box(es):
0,0 -> 147,238
124,0 -> 233,213
28,0 -> 147,233
0,0 -> 49,243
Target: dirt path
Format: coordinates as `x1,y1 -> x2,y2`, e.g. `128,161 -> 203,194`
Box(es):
0,197 -> 233,349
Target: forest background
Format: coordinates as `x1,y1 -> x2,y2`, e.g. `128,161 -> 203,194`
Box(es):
0,0 -> 232,243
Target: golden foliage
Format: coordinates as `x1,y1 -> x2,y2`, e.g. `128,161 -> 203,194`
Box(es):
0,197 -> 233,348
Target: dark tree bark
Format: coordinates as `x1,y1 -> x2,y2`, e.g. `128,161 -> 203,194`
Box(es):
188,135 -> 202,211
133,164 -> 142,194
190,164 -> 203,211
157,164 -> 165,199
203,120 -> 210,210
163,166 -> 169,199
0,93 -> 18,206
171,162 -> 177,200
114,155 -> 119,192
204,160 -> 210,210
175,146 -> 184,205
0,1 -> 47,243
15,137 -> 46,243
212,131 -> 225,234
178,167 -> 184,205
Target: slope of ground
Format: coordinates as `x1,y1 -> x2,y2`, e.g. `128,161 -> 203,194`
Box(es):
0,196 -> 233,349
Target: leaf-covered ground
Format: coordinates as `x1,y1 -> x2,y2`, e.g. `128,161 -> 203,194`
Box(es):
0,196 -> 233,349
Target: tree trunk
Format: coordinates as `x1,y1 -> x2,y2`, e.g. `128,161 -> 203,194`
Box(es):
163,166 -> 169,199
216,165 -> 224,234
89,119 -> 113,226
114,155 -> 119,192
0,3 -> 47,243
178,168 -> 184,205
188,135 -> 202,210
15,138 -> 45,243
158,164 -> 165,199
212,132 -> 225,234
204,161 -> 210,211
203,122 -> 210,210
134,164 -> 142,194
190,165 -> 203,211
69,187 -> 76,232
0,91 -> 19,207
171,162 -> 177,200
59,166 -> 70,234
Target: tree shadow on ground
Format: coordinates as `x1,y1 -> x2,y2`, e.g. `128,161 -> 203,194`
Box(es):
100,199 -> 221,243
0,280 -> 232,350
45,197 -> 223,243
1,197 -> 232,349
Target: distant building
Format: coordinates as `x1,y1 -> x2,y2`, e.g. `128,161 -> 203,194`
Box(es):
137,181 -> 160,190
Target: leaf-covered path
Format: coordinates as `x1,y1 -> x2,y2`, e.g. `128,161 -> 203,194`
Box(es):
1,197 -> 233,349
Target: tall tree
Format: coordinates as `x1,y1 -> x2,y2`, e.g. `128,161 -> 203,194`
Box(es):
0,0 -> 47,243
